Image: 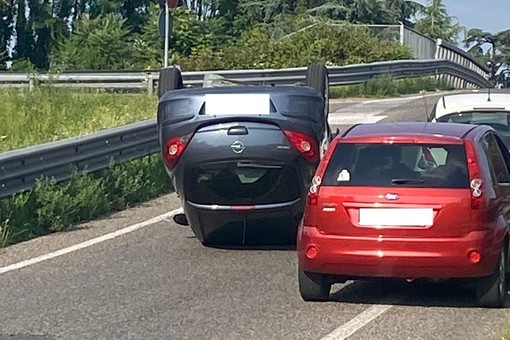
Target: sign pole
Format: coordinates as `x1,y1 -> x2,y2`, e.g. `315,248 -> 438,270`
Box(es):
164,1 -> 170,68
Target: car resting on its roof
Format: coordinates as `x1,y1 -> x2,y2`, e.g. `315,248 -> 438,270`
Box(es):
156,64 -> 333,246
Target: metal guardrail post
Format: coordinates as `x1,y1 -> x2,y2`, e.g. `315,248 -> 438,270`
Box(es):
399,23 -> 404,45
28,73 -> 35,91
146,72 -> 154,96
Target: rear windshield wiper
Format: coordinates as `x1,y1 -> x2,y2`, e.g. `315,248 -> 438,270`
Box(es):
391,178 -> 425,185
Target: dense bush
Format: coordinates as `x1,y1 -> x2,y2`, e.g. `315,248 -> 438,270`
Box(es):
0,154 -> 171,247
174,23 -> 412,70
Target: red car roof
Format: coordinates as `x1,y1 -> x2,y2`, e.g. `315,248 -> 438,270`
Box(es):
342,122 -> 482,140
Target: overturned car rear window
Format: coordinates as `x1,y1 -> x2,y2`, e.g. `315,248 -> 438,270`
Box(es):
322,143 -> 469,188
185,162 -> 301,205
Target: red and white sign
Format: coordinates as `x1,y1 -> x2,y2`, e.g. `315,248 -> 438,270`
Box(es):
167,0 -> 179,8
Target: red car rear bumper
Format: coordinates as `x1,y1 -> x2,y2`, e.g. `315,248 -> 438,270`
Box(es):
298,225 -> 502,279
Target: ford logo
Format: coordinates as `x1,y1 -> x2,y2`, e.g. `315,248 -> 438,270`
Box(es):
384,193 -> 399,200
230,141 -> 245,154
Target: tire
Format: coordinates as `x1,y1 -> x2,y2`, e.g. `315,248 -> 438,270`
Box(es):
158,67 -> 184,98
298,269 -> 331,301
476,246 -> 507,308
306,63 -> 331,158
306,63 -> 328,99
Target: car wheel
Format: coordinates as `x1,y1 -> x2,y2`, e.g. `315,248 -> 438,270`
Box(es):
476,246 -> 507,308
298,269 -> 331,301
306,63 -> 330,158
158,67 -> 184,99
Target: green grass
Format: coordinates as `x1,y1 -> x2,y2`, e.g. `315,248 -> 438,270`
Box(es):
330,75 -> 454,99
0,154 -> 171,247
499,323 -> 510,340
0,77 -> 453,152
0,88 -> 158,152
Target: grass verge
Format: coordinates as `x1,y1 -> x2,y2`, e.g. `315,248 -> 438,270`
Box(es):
0,88 -> 157,152
0,154 -> 171,248
330,75 -> 454,99
0,76 -> 452,152
500,325 -> 510,340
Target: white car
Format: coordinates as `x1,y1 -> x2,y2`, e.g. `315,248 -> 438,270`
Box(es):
429,92 -> 510,149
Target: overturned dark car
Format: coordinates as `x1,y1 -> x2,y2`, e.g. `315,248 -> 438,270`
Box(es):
156,64 -> 332,246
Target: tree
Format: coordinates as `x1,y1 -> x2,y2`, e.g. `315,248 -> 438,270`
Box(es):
414,0 -> 462,43
387,0 -> 424,27
465,28 -> 510,78
0,0 -> 471,71
304,0 -> 423,25
50,14 -> 140,70
0,1 -> 13,69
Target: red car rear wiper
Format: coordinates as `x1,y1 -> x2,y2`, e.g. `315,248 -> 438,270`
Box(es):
391,178 -> 425,185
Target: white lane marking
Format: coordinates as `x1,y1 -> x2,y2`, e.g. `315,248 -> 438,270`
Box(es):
328,113 -> 387,125
320,304 -> 393,340
0,207 -> 184,275
329,91 -> 449,106
361,92 -> 442,104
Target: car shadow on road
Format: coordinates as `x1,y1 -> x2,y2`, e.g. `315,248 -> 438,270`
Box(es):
204,243 -> 296,251
329,278 -> 510,309
186,218 -> 299,251
186,234 -> 297,251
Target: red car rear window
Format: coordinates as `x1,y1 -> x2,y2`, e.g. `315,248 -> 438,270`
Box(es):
322,143 -> 469,188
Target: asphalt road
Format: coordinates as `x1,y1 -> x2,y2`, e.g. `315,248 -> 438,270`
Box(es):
1,90 -> 508,340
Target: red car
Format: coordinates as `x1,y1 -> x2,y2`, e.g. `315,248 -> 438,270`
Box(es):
297,122 -> 510,307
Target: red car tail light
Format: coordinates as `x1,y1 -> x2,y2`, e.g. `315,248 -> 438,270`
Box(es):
283,130 -> 319,163
464,140 -> 486,209
303,175 -> 321,227
306,194 -> 318,206
164,133 -> 193,170
307,175 -> 322,205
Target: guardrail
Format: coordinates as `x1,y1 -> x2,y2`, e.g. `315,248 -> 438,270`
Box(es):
435,39 -> 489,89
0,120 -> 159,199
0,59 -> 489,199
0,58 -> 489,96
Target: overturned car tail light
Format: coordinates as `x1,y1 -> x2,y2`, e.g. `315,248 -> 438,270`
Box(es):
164,133 -> 193,170
283,130 -> 319,163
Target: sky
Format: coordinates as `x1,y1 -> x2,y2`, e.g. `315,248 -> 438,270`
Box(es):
416,0 -> 510,34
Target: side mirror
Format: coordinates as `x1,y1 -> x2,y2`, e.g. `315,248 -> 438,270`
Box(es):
333,128 -> 340,138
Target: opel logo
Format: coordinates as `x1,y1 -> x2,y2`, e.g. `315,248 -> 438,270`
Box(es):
230,141 -> 245,154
